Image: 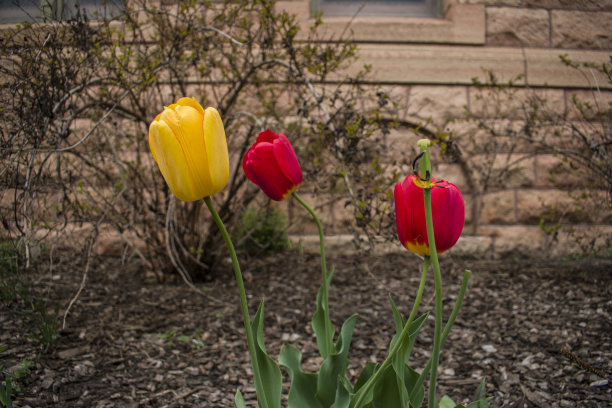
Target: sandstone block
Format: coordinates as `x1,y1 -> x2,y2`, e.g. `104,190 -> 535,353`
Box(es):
479,190 -> 516,225
436,163 -> 469,192
491,225 -> 546,259
535,154 -> 584,188
545,224 -> 612,258
406,85 -> 468,124
470,0 -> 521,5
552,10 -> 612,49
469,88 -> 565,120
565,89 -> 612,121
469,153 -> 536,191
486,7 -> 550,47
525,0 -> 612,11
524,49 -> 612,89
515,188 -> 583,224
448,235 -> 494,259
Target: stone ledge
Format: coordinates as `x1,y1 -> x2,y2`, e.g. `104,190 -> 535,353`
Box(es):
342,45 -> 611,89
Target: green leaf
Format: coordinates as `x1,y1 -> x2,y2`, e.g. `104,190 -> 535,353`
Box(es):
404,366 -> 424,408
316,314 -> 358,407
312,268 -> 335,359
354,362 -> 378,392
234,389 -> 247,408
251,300 -> 282,408
279,344 -> 323,408
370,366 -> 401,408
388,295 -> 404,335
332,375 -> 352,408
473,377 -> 487,401
439,395 -> 457,408
466,400 -> 491,408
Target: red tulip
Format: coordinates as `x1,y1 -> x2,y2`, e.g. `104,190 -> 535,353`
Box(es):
394,174 -> 465,256
242,129 -> 303,201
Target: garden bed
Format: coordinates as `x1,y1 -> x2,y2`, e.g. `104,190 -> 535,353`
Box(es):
2,251 -> 611,407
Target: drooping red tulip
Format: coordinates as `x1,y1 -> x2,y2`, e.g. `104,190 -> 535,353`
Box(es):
242,129 -> 303,201
394,174 -> 465,256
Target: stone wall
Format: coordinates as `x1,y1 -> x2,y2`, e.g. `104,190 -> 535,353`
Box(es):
277,0 -> 612,258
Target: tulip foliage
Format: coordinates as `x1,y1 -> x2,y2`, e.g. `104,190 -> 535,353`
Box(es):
148,98 -> 489,408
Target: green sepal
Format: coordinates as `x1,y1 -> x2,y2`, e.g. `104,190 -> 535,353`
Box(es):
234,389 -> 247,408
316,314 -> 358,407
251,300 -> 282,408
278,344 -> 324,408
312,267 -> 335,359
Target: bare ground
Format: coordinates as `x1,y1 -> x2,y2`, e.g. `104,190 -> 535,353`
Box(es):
1,250 -> 611,407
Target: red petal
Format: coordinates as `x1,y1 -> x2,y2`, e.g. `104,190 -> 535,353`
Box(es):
273,134 -> 302,186
243,143 -> 293,201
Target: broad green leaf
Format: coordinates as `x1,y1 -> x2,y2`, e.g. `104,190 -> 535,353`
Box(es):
312,267 -> 335,359
279,344 -> 323,408
391,337 -> 411,407
251,300 -> 282,408
234,389 -> 247,408
368,364 -> 423,408
354,362 -> 378,392
439,395 -> 456,408
316,314 -> 358,407
370,365 -> 400,408
331,375 -> 352,408
404,366 -> 424,408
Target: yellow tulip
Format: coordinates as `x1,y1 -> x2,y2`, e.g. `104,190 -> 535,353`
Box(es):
148,97 -> 229,201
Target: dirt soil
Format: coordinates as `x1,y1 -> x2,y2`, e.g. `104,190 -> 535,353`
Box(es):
2,251 -> 611,407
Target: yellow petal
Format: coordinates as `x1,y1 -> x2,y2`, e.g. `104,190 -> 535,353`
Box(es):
149,119 -> 199,201
159,103 -> 216,199
176,97 -> 205,116
203,107 -> 229,193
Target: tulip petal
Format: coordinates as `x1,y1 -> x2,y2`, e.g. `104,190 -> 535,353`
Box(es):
149,119 -> 198,201
256,129 -> 278,144
176,97 -> 205,116
404,176 -> 428,254
273,134 -> 303,186
244,144 -> 293,201
203,107 -> 229,194
431,182 -> 464,253
394,182 -> 409,247
160,103 -> 214,199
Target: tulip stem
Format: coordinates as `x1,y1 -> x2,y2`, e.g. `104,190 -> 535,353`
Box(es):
418,140 -> 443,408
410,269 -> 471,402
292,192 -> 334,358
204,197 -> 268,408
352,255 -> 429,408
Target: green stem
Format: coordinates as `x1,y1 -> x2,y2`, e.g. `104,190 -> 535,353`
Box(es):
410,269 -> 471,401
424,183 -> 443,408
352,256 -> 429,408
204,197 -> 268,408
292,192 -> 333,358
407,256 -> 429,326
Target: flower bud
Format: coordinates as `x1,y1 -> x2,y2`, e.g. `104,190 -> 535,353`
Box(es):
148,98 -> 229,201
394,174 -> 465,255
242,129 -> 303,201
